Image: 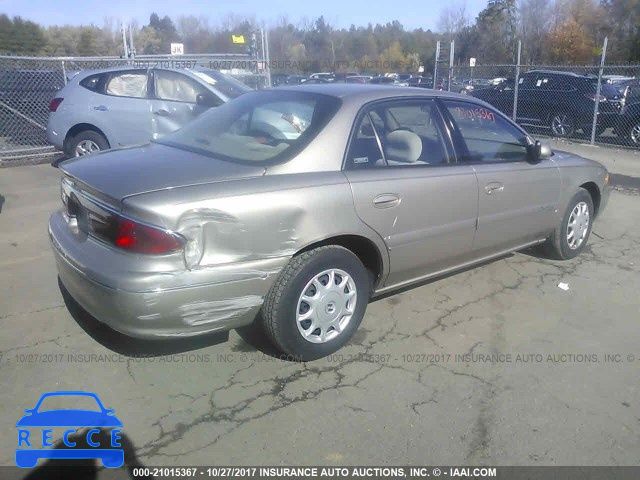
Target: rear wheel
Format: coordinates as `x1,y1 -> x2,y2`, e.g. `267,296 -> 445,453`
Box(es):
261,246 -> 370,361
69,130 -> 109,157
550,113 -> 575,137
544,188 -> 594,260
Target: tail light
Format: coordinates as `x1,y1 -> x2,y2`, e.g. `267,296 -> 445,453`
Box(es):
585,93 -> 607,102
92,212 -> 185,255
111,218 -> 185,254
49,97 -> 63,112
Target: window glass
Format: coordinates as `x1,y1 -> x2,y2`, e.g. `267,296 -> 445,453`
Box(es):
105,71 -> 147,98
154,70 -> 207,103
80,74 -> 101,91
445,100 -> 529,163
157,90 -> 340,164
346,101 -> 450,168
192,70 -> 252,99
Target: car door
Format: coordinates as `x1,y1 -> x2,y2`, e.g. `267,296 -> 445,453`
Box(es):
149,69 -> 213,139
96,69 -> 152,147
343,99 -> 479,288
440,99 -> 561,255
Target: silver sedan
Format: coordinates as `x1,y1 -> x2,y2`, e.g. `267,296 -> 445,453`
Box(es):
49,84 -> 610,360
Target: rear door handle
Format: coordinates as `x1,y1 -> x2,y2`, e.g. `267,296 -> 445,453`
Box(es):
484,182 -> 504,195
153,109 -> 170,116
373,193 -> 400,208
93,105 -> 108,111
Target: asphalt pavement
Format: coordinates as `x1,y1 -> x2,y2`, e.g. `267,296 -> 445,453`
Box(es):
0,143 -> 638,476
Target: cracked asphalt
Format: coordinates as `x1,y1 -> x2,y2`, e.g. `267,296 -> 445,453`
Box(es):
1,144 -> 639,472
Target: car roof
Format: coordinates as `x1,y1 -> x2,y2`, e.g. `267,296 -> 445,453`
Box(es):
274,83 -> 477,102
524,69 -> 597,79
70,65 -> 221,80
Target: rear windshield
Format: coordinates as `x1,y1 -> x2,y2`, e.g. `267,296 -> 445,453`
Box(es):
191,69 -> 252,99
156,90 -> 341,164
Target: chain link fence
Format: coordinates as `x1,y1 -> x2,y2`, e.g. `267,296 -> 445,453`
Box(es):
0,54 -> 269,165
443,63 -> 640,149
3,53 -> 640,165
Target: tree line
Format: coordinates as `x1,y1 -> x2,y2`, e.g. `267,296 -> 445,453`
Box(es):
0,0 -> 639,70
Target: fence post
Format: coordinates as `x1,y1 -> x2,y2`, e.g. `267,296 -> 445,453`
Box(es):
264,27 -> 272,88
512,40 -> 521,122
590,36 -> 608,145
433,41 -> 440,90
448,40 -> 454,93
61,60 -> 67,85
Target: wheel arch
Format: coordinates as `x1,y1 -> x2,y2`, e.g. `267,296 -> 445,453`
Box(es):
579,181 -> 601,217
63,123 -> 111,155
294,234 -> 385,290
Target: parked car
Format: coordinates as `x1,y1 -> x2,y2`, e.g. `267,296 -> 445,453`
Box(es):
50,84 -> 609,360
471,70 -> 623,137
602,75 -> 634,87
462,78 -> 492,94
47,67 -> 252,157
406,76 -> 433,88
436,78 -> 466,93
308,72 -> 334,82
332,72 -> 359,83
285,75 -> 307,85
345,75 -> 372,84
613,78 -> 640,146
270,73 -> 290,86
369,76 -> 402,85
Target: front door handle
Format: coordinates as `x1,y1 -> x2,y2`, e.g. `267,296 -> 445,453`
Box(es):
153,109 -> 170,116
484,182 -> 504,195
93,105 -> 108,111
373,193 -> 400,208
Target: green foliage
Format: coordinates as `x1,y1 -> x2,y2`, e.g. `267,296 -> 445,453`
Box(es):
0,3 -> 635,67
0,15 -> 46,55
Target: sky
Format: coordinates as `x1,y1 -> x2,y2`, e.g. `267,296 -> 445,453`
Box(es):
0,0 -> 489,31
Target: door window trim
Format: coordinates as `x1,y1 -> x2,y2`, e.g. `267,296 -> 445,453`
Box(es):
102,69 -> 150,100
150,69 -> 212,104
342,97 -> 458,171
437,98 -> 534,165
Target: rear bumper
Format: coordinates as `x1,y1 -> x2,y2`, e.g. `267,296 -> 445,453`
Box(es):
49,211 -> 288,339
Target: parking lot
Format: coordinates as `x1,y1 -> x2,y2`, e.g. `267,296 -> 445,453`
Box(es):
0,140 -> 639,473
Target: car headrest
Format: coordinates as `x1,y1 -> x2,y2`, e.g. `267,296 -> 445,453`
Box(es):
384,130 -> 422,163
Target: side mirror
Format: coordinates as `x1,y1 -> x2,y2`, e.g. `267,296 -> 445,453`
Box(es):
528,140 -> 552,162
196,93 -> 223,108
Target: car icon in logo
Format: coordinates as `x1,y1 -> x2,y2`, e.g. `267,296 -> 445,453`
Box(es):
16,391 -> 124,468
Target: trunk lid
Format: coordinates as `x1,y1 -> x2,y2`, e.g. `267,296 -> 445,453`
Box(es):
59,142 -> 266,203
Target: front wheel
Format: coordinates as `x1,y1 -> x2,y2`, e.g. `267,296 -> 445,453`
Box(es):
550,113 -> 575,137
544,188 -> 594,260
627,120 -> 640,147
261,246 -> 370,361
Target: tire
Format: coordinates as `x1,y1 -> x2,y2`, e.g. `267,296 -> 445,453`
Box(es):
594,125 -> 607,136
550,112 -> 575,137
627,120 -> 640,147
69,130 -> 109,157
544,188 -> 594,260
261,245 -> 370,361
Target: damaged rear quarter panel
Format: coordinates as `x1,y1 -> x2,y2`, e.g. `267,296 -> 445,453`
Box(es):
121,171 -> 389,273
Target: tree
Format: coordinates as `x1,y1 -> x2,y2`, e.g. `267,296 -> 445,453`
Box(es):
438,1 -> 471,36
0,15 -> 46,55
77,27 -> 100,56
548,17 -> 597,63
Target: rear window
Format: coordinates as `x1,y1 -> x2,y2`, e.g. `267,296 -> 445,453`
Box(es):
156,90 -> 341,164
191,70 -> 252,99
80,74 -> 102,91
